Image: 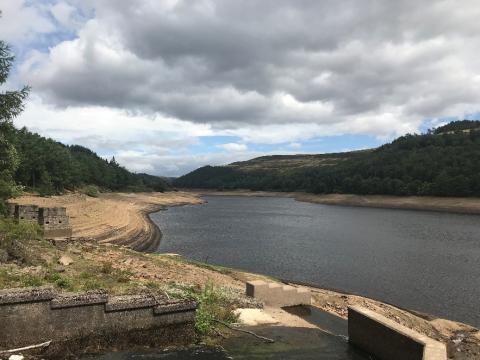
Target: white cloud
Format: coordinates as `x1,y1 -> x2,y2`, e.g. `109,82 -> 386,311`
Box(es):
217,143 -> 248,152
50,2 -> 77,29
0,0 -> 55,43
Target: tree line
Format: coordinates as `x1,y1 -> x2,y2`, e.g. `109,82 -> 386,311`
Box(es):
175,121 -> 480,197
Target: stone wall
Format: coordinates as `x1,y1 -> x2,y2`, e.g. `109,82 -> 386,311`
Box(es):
0,287 -> 197,358
16,205 -> 40,224
6,203 -> 17,218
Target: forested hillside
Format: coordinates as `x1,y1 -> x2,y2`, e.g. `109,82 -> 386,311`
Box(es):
4,126 -> 169,195
175,121 -> 480,197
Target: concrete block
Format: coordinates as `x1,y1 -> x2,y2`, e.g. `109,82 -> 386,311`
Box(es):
246,280 -> 269,299
348,306 -> 446,360
245,281 -> 311,307
296,288 -> 312,305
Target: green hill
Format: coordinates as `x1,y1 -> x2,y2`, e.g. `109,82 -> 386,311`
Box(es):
174,120 -> 480,197
4,126 -> 169,195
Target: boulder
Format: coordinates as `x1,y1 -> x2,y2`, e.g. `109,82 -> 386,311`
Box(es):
58,255 -> 74,266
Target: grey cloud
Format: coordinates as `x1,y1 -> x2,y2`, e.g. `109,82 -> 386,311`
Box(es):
21,0 -> 480,133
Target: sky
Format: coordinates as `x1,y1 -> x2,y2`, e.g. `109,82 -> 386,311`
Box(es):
1,0 -> 480,176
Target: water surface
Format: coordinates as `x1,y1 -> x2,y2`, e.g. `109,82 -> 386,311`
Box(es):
152,196 -> 480,327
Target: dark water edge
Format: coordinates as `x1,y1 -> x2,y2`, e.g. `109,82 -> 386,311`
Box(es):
152,196 -> 480,328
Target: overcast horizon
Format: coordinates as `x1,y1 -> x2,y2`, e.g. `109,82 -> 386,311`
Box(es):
1,0 -> 480,176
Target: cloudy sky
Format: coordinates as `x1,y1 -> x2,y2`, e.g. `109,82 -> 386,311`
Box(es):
1,0 -> 480,176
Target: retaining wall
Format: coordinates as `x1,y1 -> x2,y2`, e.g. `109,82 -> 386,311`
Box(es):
348,306 -> 446,360
0,287 -> 197,358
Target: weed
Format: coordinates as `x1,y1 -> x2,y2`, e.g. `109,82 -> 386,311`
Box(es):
191,281 -> 239,335
20,274 -> 44,287
100,262 -> 113,274
54,276 -> 73,290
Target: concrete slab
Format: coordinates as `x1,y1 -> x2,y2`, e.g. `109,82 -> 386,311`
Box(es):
348,306 -> 447,360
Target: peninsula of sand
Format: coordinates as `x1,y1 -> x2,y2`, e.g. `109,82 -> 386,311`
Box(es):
13,191 -> 204,252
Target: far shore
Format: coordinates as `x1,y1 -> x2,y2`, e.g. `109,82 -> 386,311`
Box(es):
190,189 -> 480,215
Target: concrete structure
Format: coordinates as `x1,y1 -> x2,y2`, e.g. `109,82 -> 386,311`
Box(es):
246,280 -> 311,307
0,287 -> 197,357
38,207 -> 73,238
8,204 -> 73,239
15,205 -> 39,223
6,203 -> 17,218
348,306 -> 446,360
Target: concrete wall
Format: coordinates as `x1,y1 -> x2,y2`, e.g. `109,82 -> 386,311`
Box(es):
348,306 -> 446,360
16,205 -> 40,223
8,204 -> 73,239
0,287 -> 197,357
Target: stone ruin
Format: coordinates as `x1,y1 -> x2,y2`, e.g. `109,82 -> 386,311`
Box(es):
7,203 -> 73,239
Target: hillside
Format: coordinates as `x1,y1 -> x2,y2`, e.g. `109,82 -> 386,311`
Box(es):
4,125 -> 169,195
174,120 -> 480,197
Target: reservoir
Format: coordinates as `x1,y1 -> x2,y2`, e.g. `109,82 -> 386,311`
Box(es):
152,196 -> 480,327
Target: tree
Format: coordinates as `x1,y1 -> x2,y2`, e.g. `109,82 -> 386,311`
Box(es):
0,20 -> 30,212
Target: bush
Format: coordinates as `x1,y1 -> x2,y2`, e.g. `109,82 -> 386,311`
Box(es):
195,281 -> 238,335
0,219 -> 42,261
81,185 -> 99,197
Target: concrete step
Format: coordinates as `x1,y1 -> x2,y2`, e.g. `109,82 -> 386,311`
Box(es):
245,281 -> 311,308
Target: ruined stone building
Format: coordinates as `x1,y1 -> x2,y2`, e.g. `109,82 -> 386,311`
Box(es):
7,204 -> 73,239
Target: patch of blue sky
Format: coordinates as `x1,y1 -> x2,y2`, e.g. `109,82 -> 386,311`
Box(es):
188,135 -> 244,153
420,112 -> 480,133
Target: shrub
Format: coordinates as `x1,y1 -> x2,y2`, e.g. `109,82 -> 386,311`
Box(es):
0,219 -> 42,261
100,262 -> 113,274
81,185 -> 99,197
176,281 -> 239,335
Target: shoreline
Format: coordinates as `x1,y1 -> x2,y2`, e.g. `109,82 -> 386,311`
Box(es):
12,191 -> 204,251
190,189 -> 480,215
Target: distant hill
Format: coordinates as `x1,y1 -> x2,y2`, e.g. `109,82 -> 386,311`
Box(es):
5,126 -> 169,195
174,120 -> 480,197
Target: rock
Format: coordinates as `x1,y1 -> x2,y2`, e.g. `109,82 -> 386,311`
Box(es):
9,355 -> 25,360
54,265 -> 66,273
58,255 -> 74,266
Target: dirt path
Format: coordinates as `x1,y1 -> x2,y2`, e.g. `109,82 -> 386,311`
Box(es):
12,192 -> 203,251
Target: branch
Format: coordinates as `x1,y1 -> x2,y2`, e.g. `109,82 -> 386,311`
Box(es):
0,340 -> 51,355
213,319 -> 275,343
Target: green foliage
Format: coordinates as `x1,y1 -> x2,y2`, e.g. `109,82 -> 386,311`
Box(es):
0,36 -> 29,210
175,121 -> 480,198
0,218 -> 42,257
5,129 -> 170,194
81,185 -> 99,197
194,281 -> 239,335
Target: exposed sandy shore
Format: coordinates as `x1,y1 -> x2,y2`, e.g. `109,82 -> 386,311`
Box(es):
193,189 -> 480,215
12,192 -> 204,251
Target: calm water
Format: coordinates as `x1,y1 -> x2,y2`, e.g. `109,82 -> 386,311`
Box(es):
152,196 -> 480,327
